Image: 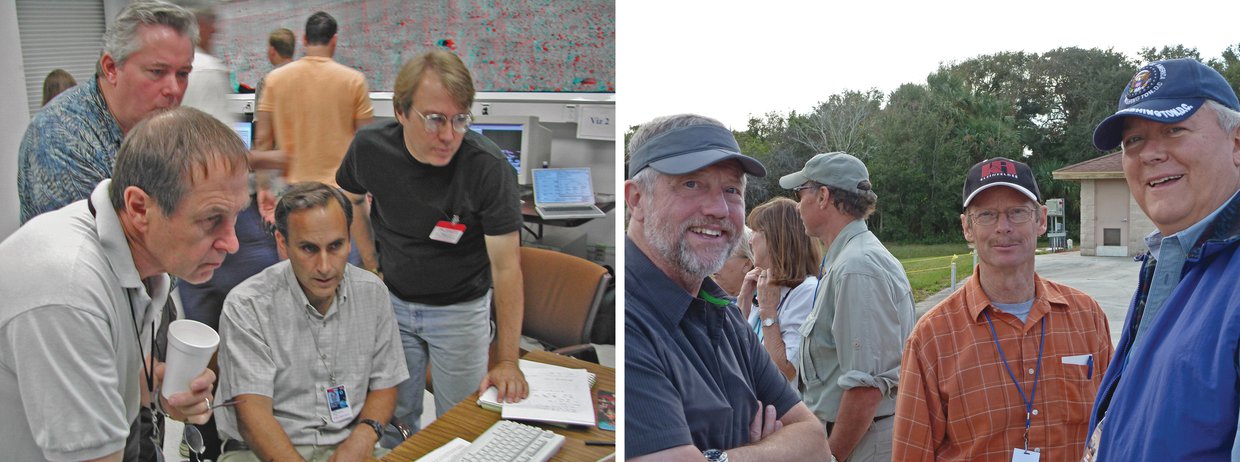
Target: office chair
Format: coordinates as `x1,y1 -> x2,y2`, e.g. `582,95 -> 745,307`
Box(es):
429,247 -> 611,395
517,246 -> 611,359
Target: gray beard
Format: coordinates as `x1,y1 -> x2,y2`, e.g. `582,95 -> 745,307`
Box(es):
643,211 -> 738,282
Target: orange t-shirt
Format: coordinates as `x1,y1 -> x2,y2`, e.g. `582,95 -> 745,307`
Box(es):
258,56 -> 373,186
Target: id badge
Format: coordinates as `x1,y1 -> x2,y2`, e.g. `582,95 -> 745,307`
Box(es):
1011,448 -> 1039,462
326,385 -> 353,423
429,220 -> 466,244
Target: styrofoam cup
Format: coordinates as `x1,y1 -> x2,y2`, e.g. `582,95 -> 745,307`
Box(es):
162,319 -> 219,399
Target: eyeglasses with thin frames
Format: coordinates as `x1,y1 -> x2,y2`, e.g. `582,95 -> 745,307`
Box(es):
969,206 -> 1037,226
411,107 -> 472,134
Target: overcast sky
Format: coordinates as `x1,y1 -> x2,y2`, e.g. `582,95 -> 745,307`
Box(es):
618,0 -> 1240,133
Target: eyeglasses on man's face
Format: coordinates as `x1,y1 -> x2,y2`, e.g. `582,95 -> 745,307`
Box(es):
969,206 -> 1037,226
792,183 -> 820,200
411,107 -> 472,134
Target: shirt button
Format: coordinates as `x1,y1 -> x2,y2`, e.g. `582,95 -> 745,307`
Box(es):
1028,368 -> 1035,374
1032,409 -> 1039,416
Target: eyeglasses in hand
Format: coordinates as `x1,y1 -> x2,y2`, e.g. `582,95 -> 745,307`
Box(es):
183,398 -> 244,455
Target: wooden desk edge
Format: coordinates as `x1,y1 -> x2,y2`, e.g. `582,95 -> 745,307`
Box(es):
381,351 -> 615,462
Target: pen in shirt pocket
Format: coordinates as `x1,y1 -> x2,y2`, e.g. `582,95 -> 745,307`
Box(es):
1087,354 -> 1093,379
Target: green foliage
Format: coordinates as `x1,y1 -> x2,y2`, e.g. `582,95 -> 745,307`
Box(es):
1139,45 -> 1201,63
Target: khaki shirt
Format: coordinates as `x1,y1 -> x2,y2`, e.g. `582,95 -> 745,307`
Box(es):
798,219 -> 914,423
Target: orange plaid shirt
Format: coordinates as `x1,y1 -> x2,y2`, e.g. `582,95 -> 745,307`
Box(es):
893,270 -> 1113,461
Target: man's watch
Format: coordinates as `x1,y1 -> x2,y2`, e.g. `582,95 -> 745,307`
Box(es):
703,449 -> 729,462
761,316 -> 777,327
358,418 -> 384,438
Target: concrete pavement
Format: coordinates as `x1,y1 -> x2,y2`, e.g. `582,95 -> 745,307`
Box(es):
915,250 -> 1141,347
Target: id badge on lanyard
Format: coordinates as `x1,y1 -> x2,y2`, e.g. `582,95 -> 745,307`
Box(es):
325,384 -> 353,423
430,215 -> 465,244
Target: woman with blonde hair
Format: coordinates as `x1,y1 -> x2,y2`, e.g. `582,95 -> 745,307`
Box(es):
738,197 -> 822,383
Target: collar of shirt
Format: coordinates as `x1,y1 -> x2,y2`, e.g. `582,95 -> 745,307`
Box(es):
92,180 -> 169,324
823,219 -> 870,269
624,237 -> 713,328
280,260 -> 351,319
965,271 -> 1066,331
84,77 -> 124,144
1144,189 -> 1240,259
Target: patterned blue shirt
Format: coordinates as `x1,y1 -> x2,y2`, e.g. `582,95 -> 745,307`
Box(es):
18,77 -> 123,223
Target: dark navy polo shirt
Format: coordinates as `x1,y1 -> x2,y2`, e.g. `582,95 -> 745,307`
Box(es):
624,238 -> 801,457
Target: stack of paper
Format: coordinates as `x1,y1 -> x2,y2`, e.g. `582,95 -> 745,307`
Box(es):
477,359 -> 597,426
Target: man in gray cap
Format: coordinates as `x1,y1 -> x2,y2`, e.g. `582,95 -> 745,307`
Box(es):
1084,58 -> 1240,461
625,114 -> 831,462
782,152 -> 914,462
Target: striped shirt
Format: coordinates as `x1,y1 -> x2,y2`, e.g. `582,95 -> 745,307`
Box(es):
893,271 -> 1113,461
18,77 -> 124,223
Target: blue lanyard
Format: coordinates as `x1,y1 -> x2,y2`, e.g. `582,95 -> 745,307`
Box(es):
983,310 -> 1046,451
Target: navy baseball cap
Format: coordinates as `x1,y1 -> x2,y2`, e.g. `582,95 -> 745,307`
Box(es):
1093,58 -> 1240,151
628,124 -> 766,178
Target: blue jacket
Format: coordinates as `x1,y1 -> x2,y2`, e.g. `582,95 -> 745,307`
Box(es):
1088,191 -> 1240,460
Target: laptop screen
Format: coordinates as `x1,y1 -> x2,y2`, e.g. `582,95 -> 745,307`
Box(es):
533,168 -> 595,205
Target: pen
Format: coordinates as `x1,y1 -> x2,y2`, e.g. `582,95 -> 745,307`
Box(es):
585,440 -> 615,446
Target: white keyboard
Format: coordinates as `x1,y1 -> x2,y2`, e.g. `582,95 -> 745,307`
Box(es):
457,419 -> 566,462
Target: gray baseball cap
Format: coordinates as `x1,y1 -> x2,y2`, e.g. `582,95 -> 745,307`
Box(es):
628,124 -> 766,178
779,152 -> 870,193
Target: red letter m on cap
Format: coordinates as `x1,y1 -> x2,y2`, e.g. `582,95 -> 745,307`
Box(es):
981,160 -> 1016,178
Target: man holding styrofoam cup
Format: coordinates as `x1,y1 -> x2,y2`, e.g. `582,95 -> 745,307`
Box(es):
163,319 -> 220,399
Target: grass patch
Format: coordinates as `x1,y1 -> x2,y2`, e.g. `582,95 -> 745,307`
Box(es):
887,243 -> 974,302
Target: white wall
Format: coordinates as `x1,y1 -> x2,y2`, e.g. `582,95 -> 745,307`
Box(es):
0,2 -> 31,239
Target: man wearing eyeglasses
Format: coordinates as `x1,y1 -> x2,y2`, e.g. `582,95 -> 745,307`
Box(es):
892,157 -> 1112,461
254,11 -> 377,269
336,50 -> 528,447
781,152 -> 914,461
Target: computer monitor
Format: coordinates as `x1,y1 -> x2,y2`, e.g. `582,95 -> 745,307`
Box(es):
232,121 -> 253,150
469,115 -> 551,185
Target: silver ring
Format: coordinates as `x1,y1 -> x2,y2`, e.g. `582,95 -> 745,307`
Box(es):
205,397 -> 211,408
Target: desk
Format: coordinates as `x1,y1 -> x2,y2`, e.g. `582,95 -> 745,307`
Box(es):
382,350 -> 615,462
520,199 -> 615,240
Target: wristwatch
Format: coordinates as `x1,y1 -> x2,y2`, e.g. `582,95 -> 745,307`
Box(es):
703,449 -> 729,462
761,316 -> 777,327
358,418 -> 384,438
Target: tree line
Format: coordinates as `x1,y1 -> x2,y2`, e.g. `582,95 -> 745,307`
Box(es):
627,45 -> 1240,243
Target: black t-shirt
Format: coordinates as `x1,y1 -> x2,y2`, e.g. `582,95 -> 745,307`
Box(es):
337,120 -> 522,305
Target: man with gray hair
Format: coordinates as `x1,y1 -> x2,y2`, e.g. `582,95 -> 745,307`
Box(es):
782,152 -> 914,462
1084,58 -> 1240,461
0,107 -> 248,461
18,0 -> 197,223
625,114 -> 831,462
